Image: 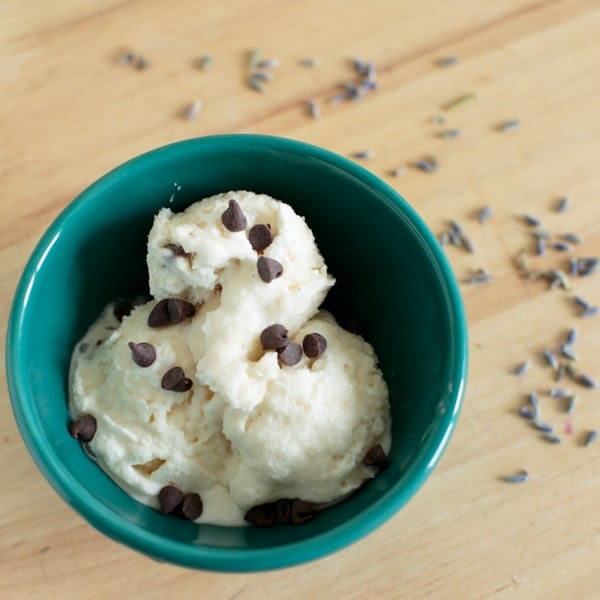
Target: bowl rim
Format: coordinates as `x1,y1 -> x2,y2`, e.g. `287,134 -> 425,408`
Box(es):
6,134 -> 468,571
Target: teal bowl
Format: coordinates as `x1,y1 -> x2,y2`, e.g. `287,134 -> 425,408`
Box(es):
6,134 -> 467,571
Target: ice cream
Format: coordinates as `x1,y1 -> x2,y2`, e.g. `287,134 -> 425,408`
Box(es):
69,191 -> 391,526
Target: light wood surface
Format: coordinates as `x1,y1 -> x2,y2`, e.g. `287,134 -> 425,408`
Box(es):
2,1 -> 600,598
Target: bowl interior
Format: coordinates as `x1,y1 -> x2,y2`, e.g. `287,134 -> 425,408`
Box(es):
7,135 -> 466,570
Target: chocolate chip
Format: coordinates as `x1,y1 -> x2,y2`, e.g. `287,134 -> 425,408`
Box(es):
275,499 -> 291,524
179,492 -> 203,520
158,485 -> 183,514
257,256 -> 283,283
290,499 -> 316,525
148,298 -> 195,327
244,503 -> 277,528
362,444 -> 389,470
221,199 -> 247,232
69,414 -> 97,442
302,333 -> 327,358
248,224 -> 273,252
161,367 -> 193,392
167,298 -> 196,324
278,342 -> 302,366
148,299 -> 170,327
164,243 -> 190,258
260,324 -> 289,350
128,342 -> 156,367
113,300 -> 133,322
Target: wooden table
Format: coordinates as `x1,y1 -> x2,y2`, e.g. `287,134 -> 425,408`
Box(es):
2,1 -> 599,597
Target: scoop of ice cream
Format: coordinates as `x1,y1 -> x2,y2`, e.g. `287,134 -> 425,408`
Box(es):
70,302 -> 234,512
220,310 -> 390,509
70,191 -> 390,526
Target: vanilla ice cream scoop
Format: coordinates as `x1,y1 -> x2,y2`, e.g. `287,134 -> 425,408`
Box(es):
70,191 -> 391,526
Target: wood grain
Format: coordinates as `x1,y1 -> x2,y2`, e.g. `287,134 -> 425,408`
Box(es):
2,1 -> 599,598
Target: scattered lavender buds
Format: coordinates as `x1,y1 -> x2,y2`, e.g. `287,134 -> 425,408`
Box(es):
248,48 -> 261,68
577,373 -> 597,389
532,420 -> 554,433
543,349 -> 558,370
563,233 -> 582,245
549,387 -> 572,399
566,395 -> 577,415
543,433 -> 562,444
351,150 -> 375,160
307,99 -> 320,119
536,238 -> 545,256
437,56 -> 459,67
464,268 -> 491,284
477,206 -> 494,224
566,328 -> 577,344
197,55 -> 214,70
553,241 -> 571,252
528,392 -> 540,413
498,119 -> 521,132
415,156 -> 439,173
502,470 -> 529,483
438,129 -> 460,139
117,52 -> 149,70
523,214 -> 541,227
248,77 -> 265,93
585,430 -> 598,447
299,58 -> 321,67
574,258 -> 598,277
514,361 -> 530,376
556,196 -> 570,212
184,100 -> 202,120
519,406 -> 536,420
391,166 -> 407,177
582,306 -> 598,317
443,92 -> 476,110
560,344 -> 577,361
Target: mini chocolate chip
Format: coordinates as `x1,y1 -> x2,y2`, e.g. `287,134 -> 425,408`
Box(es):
244,503 -> 277,528
278,342 -> 302,366
362,444 -> 389,470
161,367 -> 193,392
164,243 -> 190,258
69,414 -> 97,442
248,224 -> 273,252
302,333 -> 327,358
148,299 -> 170,327
221,199 -> 247,232
275,499 -> 292,524
113,300 -> 133,322
290,499 -> 316,525
148,298 -> 195,327
158,485 -> 183,514
128,342 -> 156,367
167,298 -> 196,324
260,324 -> 289,350
180,492 -> 203,520
257,256 -> 283,283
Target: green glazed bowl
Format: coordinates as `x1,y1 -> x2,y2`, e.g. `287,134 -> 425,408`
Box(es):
6,134 -> 467,571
